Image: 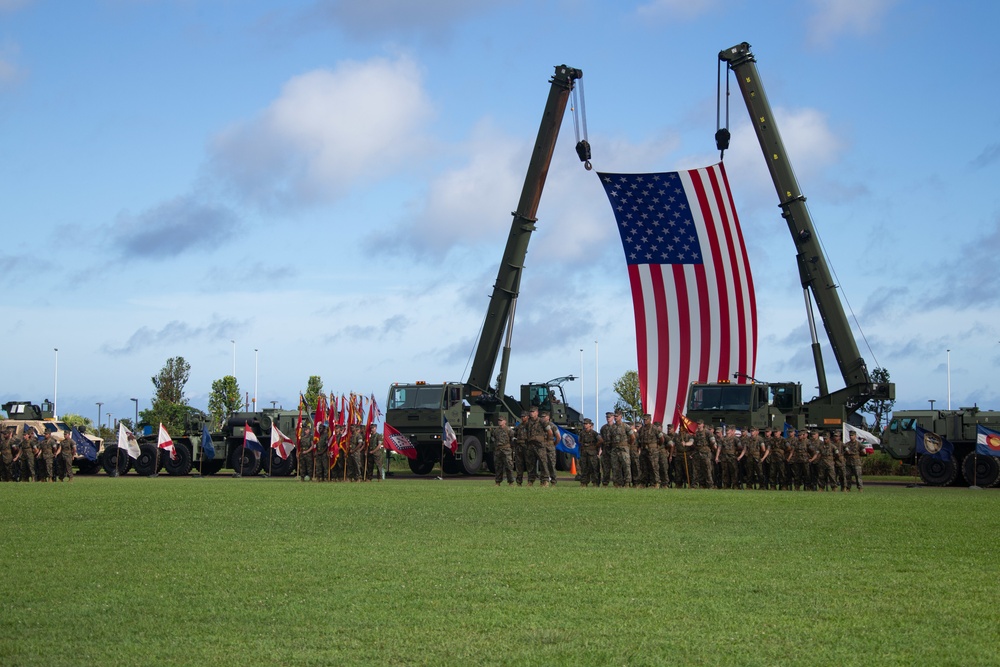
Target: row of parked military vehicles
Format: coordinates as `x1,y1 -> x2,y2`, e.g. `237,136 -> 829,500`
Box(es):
2,400 -> 303,478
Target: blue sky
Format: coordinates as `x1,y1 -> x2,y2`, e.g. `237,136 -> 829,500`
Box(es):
2,0 -> 997,428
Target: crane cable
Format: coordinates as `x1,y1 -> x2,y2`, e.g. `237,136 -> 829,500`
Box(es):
715,59 -> 731,159
571,79 -> 592,170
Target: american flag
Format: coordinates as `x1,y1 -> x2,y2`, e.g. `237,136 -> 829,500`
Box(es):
597,162 -> 757,426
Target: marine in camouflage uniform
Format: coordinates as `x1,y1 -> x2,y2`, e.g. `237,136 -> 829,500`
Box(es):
0,429 -> 13,482
577,419 -> 602,487
655,423 -> 672,488
314,424 -> 330,482
608,412 -> 632,488
741,428 -> 764,490
809,433 -> 838,492
512,412 -> 528,486
367,431 -> 385,481
599,412 -> 615,487
806,431 -> 821,491
17,428 -> 37,482
56,431 -> 75,482
348,424 -> 366,481
541,411 -> 559,485
636,414 -> 663,488
626,419 -> 640,487
715,427 -> 738,489
297,423 -> 314,481
762,429 -> 783,490
830,430 -> 847,492
786,429 -> 809,490
492,417 -> 515,486
670,430 -> 691,488
690,422 -> 714,489
38,432 -> 57,482
524,406 -> 550,486
843,431 -> 864,491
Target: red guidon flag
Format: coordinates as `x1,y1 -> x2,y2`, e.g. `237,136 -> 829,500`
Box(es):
598,163 -> 757,428
157,423 -> 176,460
383,423 -> 417,460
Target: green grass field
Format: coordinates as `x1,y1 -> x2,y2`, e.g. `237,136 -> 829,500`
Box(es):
2,477 -> 998,666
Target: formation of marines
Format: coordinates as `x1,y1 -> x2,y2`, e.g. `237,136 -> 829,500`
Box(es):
491,410 -> 865,492
295,422 -> 386,483
0,427 -> 76,483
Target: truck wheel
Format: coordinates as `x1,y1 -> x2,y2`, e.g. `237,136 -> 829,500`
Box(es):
134,445 -> 162,476
408,458 -> 434,475
962,452 -> 1000,487
102,449 -> 131,476
442,455 -> 462,475
461,435 -> 484,475
268,451 -> 296,477
198,459 -> 225,476
162,442 -> 192,476
918,454 -> 958,486
228,445 -> 262,476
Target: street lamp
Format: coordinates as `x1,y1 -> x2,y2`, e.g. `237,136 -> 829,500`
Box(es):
254,348 -> 259,410
96,402 -> 103,429
131,398 -> 138,427
107,413 -> 112,429
53,348 -> 59,420
928,399 -> 936,411
231,340 -> 236,378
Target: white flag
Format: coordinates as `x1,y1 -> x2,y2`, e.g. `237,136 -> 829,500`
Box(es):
270,423 -> 295,460
117,422 -> 141,460
157,423 -> 176,459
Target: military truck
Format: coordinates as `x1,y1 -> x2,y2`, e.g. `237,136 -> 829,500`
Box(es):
2,400 -> 104,476
880,408 -> 1000,487
120,406 -> 301,476
386,64 -> 589,475
684,42 -> 894,432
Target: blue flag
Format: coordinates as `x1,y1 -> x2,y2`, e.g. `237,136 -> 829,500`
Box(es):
71,428 -> 98,462
976,425 -> 1000,457
555,426 -> 579,457
201,424 -> 216,459
915,425 -> 953,461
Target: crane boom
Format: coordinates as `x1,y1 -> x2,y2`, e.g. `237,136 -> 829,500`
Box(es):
466,64 -> 584,395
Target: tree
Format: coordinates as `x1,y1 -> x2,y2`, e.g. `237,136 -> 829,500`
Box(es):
303,375 -> 324,411
60,413 -> 93,431
862,366 -> 895,432
613,370 -> 643,423
152,356 -> 191,405
140,356 -> 192,433
208,375 -> 242,429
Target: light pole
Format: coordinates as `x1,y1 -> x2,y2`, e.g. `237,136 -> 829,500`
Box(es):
946,349 -> 951,410
579,348 -> 584,421
928,399 -> 936,411
131,398 -> 138,427
594,340 -> 599,420
107,413 -> 112,430
231,340 -> 236,378
96,402 -> 103,429
53,348 -> 59,419
254,348 -> 259,410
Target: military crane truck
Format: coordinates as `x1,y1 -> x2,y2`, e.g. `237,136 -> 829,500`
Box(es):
880,408 -> 1000,487
386,64 -> 589,476
685,42 -> 894,432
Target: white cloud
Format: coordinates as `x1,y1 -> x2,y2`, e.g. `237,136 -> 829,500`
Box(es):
635,0 -> 720,21
209,55 -> 434,211
808,0 -> 898,46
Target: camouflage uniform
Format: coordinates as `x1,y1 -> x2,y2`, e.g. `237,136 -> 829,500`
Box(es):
608,419 -> 632,488
599,414 -> 615,486
523,411 -> 550,486
577,421 -> 602,487
58,432 -> 75,482
541,415 -> 559,485
18,431 -> 37,482
627,423 -> 640,487
314,426 -> 330,482
691,427 -> 714,489
38,434 -> 57,482
843,434 -> 864,491
742,430 -> 764,490
636,417 -> 662,488
764,431 -> 784,490
716,431 -> 738,489
831,433 -> 847,491
348,426 -> 365,481
655,423 -> 672,487
367,432 -> 385,481
670,432 -> 691,487
297,424 -> 314,481
512,415 -> 528,485
787,432 -> 809,490
813,437 -> 838,491
492,421 -> 515,485
0,430 -> 13,482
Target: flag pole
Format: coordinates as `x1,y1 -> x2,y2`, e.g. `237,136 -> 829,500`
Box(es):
970,453 -> 980,490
